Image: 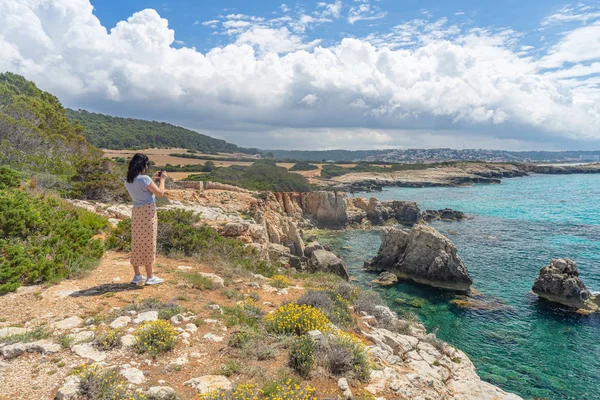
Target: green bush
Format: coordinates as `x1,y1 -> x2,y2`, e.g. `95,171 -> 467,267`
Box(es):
106,209 -> 277,276
0,166 -> 21,189
320,164 -> 349,179
134,320 -> 177,356
76,364 -> 147,400
289,335 -> 316,378
0,189 -> 107,294
289,161 -> 318,171
297,289 -> 354,328
69,158 -> 128,202
320,332 -> 372,381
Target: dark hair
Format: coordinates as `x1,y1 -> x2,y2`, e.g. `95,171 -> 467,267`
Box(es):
127,153 -> 150,183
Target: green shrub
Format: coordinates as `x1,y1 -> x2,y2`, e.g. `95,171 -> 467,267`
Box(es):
289,335 -> 316,378
95,329 -> 121,351
181,273 -> 214,290
289,162 -> 318,171
0,190 -> 107,294
222,300 -> 264,328
134,320 -> 177,356
219,360 -> 241,377
297,289 -> 354,328
158,305 -> 182,320
320,164 -> 349,179
75,364 -> 148,400
0,166 -> 21,189
69,158 -> 128,202
323,332 -> 372,381
106,209 -> 277,277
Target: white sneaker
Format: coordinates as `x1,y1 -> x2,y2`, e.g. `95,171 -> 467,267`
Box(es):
131,275 -> 146,284
145,276 -> 164,285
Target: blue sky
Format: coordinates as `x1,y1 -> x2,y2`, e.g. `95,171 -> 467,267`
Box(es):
1,0 -> 600,150
92,0 -> 579,53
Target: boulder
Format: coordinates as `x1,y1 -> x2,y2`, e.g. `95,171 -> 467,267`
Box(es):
110,316 -> 131,329
0,340 -> 61,359
56,376 -> 80,400
222,222 -> 249,237
304,241 -> 324,257
309,250 -> 350,281
147,386 -> 177,399
197,272 -> 225,288
267,243 -> 291,264
0,327 -> 27,338
120,366 -> 145,384
71,343 -> 106,362
532,259 -> 598,310
387,200 -> 420,225
365,225 -> 472,291
184,375 -> 232,394
53,316 -> 84,330
372,271 -> 398,287
133,311 -> 158,324
422,208 -> 465,221
300,191 -> 348,228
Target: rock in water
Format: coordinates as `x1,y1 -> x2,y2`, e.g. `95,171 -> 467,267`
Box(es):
300,191 -> 348,228
532,258 -> 598,310
365,225 -> 472,291
309,249 -> 350,281
372,271 -> 398,287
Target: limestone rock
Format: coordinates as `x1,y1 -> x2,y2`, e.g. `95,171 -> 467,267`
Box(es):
55,376 -> 80,400
309,250 -> 350,281
338,377 -> 352,399
300,191 -> 348,228
120,366 -> 145,384
196,272 -> 225,288
372,271 -> 398,287
304,242 -> 324,257
71,343 -> 106,362
67,331 -> 95,344
0,327 -> 27,338
422,208 -> 466,221
267,243 -> 292,263
147,386 -> 177,399
366,225 -> 472,291
184,375 -> 232,394
110,316 -> 131,329
222,222 -> 249,237
0,340 -> 60,359
53,316 -> 84,330
133,311 -> 159,324
120,334 -> 137,348
532,258 -> 598,310
203,333 -> 224,342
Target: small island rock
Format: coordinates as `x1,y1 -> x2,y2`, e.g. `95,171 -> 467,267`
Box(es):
365,224 -> 472,291
532,258 -> 598,311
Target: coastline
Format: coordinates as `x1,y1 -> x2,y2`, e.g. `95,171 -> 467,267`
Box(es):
316,162 -> 600,192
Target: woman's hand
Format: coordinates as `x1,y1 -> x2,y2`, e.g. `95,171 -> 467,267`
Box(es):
152,171 -> 162,180
160,171 -> 168,180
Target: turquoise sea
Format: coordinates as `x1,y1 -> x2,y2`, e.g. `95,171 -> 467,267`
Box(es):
326,174 -> 600,400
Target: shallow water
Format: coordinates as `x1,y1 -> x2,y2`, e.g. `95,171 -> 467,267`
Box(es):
326,174 -> 600,400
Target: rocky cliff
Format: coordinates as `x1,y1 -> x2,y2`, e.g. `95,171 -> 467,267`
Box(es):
366,225 -> 473,291
532,258 -> 599,311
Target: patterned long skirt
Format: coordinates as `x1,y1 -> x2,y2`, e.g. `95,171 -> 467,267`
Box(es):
130,202 -> 157,266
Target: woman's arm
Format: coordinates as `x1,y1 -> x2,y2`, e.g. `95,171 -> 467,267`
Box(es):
148,172 -> 167,197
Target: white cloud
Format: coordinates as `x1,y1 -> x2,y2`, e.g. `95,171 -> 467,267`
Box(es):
1,0 -> 600,150
318,0 -> 343,19
541,4 -> 600,26
348,1 -> 387,24
201,19 -> 219,27
538,21 -> 600,68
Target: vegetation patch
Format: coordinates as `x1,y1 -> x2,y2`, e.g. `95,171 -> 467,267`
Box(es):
265,303 -> 331,335
134,320 -> 177,356
297,289 -> 354,328
0,186 -> 108,294
321,331 -> 372,381
95,329 -> 122,351
181,273 -> 214,290
0,327 -> 49,345
289,335 -> 316,378
75,364 -> 147,400
270,274 -> 291,289
289,162 -> 318,171
222,300 -> 264,328
183,159 -> 312,192
106,209 -> 276,277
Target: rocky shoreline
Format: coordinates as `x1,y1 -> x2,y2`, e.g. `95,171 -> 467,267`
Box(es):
325,162 -> 600,192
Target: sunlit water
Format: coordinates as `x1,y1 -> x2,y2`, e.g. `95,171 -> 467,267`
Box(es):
321,174 -> 600,400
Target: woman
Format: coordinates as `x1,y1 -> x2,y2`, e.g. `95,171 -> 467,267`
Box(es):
124,153 -> 167,285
